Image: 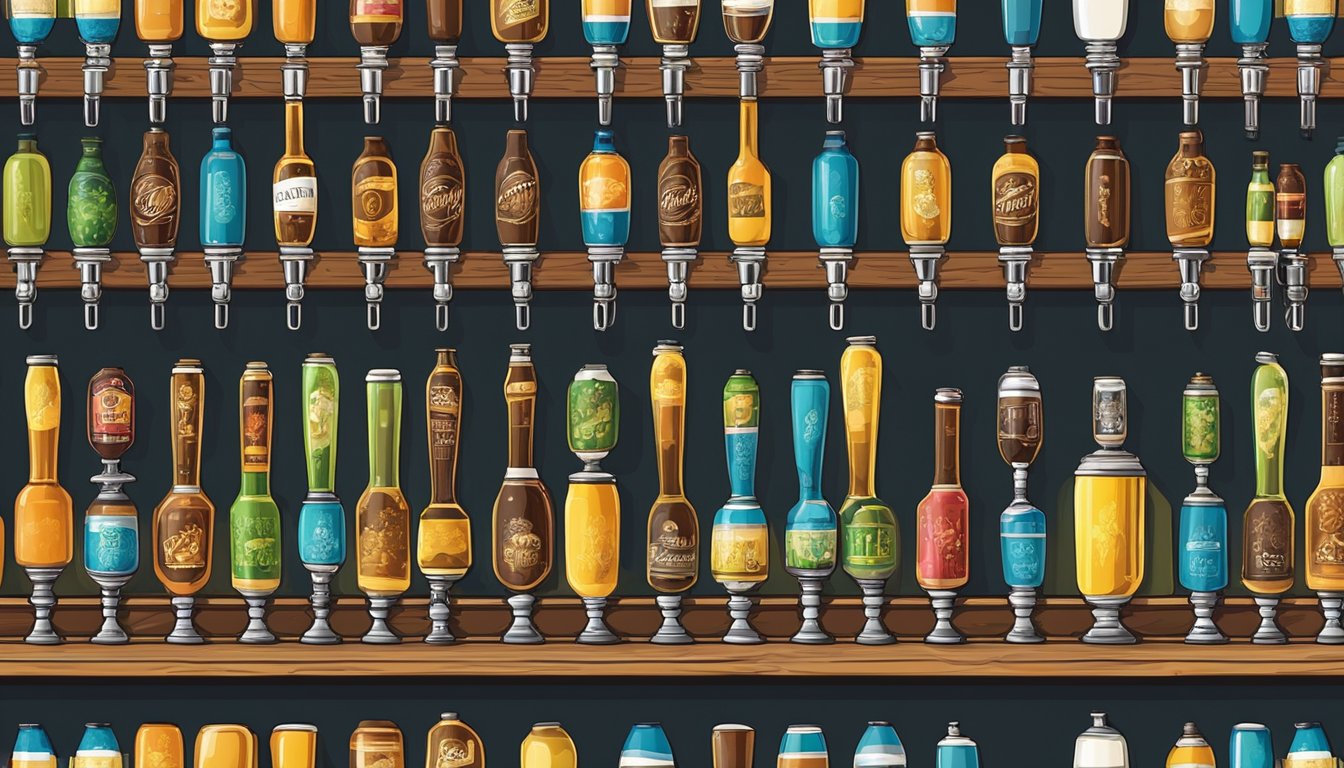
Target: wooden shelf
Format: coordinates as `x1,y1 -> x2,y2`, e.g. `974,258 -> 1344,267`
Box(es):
3,55 -> 1344,100
10,250 -> 1341,291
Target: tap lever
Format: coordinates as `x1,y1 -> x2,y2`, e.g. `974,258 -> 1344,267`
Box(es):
730,246 -> 766,332
910,245 -> 947,331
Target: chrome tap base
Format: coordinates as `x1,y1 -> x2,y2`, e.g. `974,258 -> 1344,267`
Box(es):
204,246 -> 243,329
1333,248 -> 1344,311
660,45 -> 691,127
139,247 -> 175,331
590,45 -> 620,125
431,45 -> 460,123
577,596 -> 620,645
1082,595 -> 1136,644
1173,247 -> 1209,331
505,43 -> 536,122
362,596 -> 402,644
1238,43 -> 1268,139
358,46 -> 389,124
1174,42 -> 1205,126
924,589 -> 965,644
918,46 -> 950,123
1007,45 -> 1033,126
791,577 -> 833,644
358,246 -> 395,331
503,245 -> 540,330
722,584 -> 763,644
651,594 -> 693,644
1279,247 -> 1308,332
820,48 -> 854,124
1006,586 -> 1043,644
207,42 -> 240,124
73,246 -> 111,330
1185,591 -> 1227,645
734,44 -> 765,99
731,246 -> 766,332
1084,40 -> 1120,125
17,45 -> 40,126
301,567 -> 341,645
424,246 -> 462,332
662,247 -> 696,329
239,595 -> 277,644
88,575 -> 133,645
1085,247 -> 1124,332
820,247 -> 853,331
166,596 -> 205,644
144,43 -> 175,125
9,246 -> 43,330
1317,592 -> 1344,645
282,43 -> 309,101
1296,44 -> 1323,137
910,244 -> 946,331
503,593 -> 544,644
82,42 -> 111,127
279,246 -> 314,331
24,567 -> 62,645
588,245 -> 623,331
425,575 -> 458,645
856,579 -> 895,646
1247,247 -> 1276,332
1251,596 -> 1286,644
998,246 -> 1032,332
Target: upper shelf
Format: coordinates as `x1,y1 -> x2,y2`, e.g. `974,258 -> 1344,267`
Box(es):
2,55 -> 1341,100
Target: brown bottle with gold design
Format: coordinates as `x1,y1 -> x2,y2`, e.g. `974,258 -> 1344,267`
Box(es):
420,127 -> 465,248
131,128 -> 180,330
495,130 -> 540,247
353,137 -> 398,248
350,0 -> 402,46
424,714 -> 483,768
491,0 -> 548,43
658,135 -> 702,248
1164,130 -> 1216,248
274,101 -> 317,248
1084,136 -> 1130,249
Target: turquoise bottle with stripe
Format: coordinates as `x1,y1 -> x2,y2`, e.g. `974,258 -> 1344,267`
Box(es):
812,131 -> 859,249
579,129 -> 631,247
72,724 -> 121,768
1229,0 -> 1272,43
74,0 -> 121,46
582,0 -> 631,45
620,724 -> 675,768
1286,722 -> 1334,765
935,724 -> 978,768
8,0 -> 54,45
780,726 -> 828,768
1285,0 -> 1336,43
907,0 -> 956,47
1002,0 -> 1041,45
11,724 -> 57,768
810,0 -> 865,48
786,371 -> 837,579
200,127 -> 247,248
854,722 -> 906,768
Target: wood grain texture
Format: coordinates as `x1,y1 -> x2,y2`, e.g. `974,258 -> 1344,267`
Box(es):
3,56 -> 1344,99
13,251 -> 1340,291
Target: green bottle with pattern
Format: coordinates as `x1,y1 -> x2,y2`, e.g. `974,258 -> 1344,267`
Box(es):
231,362 -> 282,597
3,133 -> 51,248
67,137 -> 116,248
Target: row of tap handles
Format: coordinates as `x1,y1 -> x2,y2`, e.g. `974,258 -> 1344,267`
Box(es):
8,1 -> 1337,134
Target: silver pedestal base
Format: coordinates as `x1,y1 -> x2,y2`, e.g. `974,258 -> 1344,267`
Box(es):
1318,592 -> 1344,645
503,593 -> 543,644
577,596 -> 620,645
24,567 -> 62,645
651,594 -> 693,645
425,576 -> 457,645
1005,586 -> 1043,644
1252,596 -> 1286,644
1185,590 -> 1227,645
166,596 -> 204,644
239,596 -> 276,644
791,577 -> 833,644
924,590 -> 965,644
362,596 -> 401,644
301,569 -> 341,645
723,591 -> 763,645
1082,595 -> 1136,644
855,579 -> 894,645
89,576 -> 132,645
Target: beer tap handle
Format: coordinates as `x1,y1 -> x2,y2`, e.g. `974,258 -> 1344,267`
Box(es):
1007,46 -> 1032,126
1238,44 -> 1268,140
505,44 -> 536,123
16,47 -> 40,126
1247,248 -> 1275,333
1279,249 -> 1309,332
819,50 -> 854,125
205,249 -> 240,329
588,247 -> 622,332
731,247 -> 764,332
424,247 -> 460,332
1174,43 -> 1204,126
207,43 -> 237,124
431,45 -> 460,124
660,47 -> 689,128
358,46 -> 388,125
9,248 -> 42,330
820,248 -> 852,331
910,246 -> 945,331
1174,249 -> 1209,332
504,246 -> 538,331
1296,44 -> 1323,138
662,247 -> 694,330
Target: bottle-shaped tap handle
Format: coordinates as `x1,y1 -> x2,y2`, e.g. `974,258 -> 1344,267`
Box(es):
723,370 -> 759,500
1091,376 -> 1128,450
791,370 -> 829,500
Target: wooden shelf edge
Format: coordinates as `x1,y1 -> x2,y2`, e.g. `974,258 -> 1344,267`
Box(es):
12,251 -> 1336,291
1,55 -> 1342,100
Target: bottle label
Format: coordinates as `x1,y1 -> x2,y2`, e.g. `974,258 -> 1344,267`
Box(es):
581,177 -> 629,212
917,499 -> 967,582
498,0 -> 541,26
353,0 -> 402,21
711,525 -> 767,579
1166,159 -> 1214,243
1328,389 -> 1344,465
567,377 -> 617,454
132,173 -> 177,228
496,170 -> 538,225
209,171 -> 239,224
90,376 -> 132,445
1182,394 -> 1219,462
428,377 -> 461,462
231,512 -> 280,580
993,172 -> 1037,228
843,519 -> 896,568
1245,503 -> 1291,579
728,182 -> 765,218
419,518 -> 470,569
158,505 -> 209,582
648,519 -> 697,578
659,173 -> 700,226
241,377 -> 271,472
422,174 -> 465,226
24,370 -> 58,432
785,529 -> 836,571
10,0 -> 55,16
206,0 -> 248,22
501,516 -> 545,573
355,175 -> 396,225
273,177 -> 317,214
86,517 -> 137,574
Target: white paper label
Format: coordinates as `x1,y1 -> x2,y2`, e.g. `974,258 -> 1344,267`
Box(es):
273,177 -> 317,213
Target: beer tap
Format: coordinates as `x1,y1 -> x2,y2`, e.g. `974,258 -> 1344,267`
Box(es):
839,338 -> 898,645
84,368 -> 138,644
713,370 -> 768,644
1073,0 -> 1129,125
196,0 -> 255,124
902,131 -> 951,331
583,1 -> 630,125
564,364 -> 622,644
491,0 -> 550,122
353,136 -> 398,330
1165,130 -> 1215,331
68,137 -> 117,330
135,0 -> 182,124
728,98 -> 771,331
1179,373 -> 1228,644
1230,0 -> 1271,139
916,389 -> 969,644
1084,136 -> 1130,331
1243,352 -> 1294,644
357,369 -> 412,643
810,0 -> 865,124
421,349 -> 471,644
997,366 -> 1045,643
1328,139 -> 1344,301
1277,162 -> 1308,331
813,131 -> 859,331
1165,0 -> 1214,125
230,363 -> 281,644
16,356 -> 72,645
658,136 -> 702,328
723,1 -> 774,99
1286,0 -> 1335,138
647,342 -> 698,644
421,126 -> 466,331
428,2 -> 463,123
132,129 -> 180,330
497,130 -> 542,330
351,0 -> 402,125
3,133 -> 51,330
1308,355 -> 1344,644
786,369 -> 838,644
153,360 -> 215,644
580,130 -> 631,331
648,0 -> 701,127
275,0 -> 316,101
1246,150 -> 1276,332
493,344 -> 554,643
275,101 -> 317,330
74,0 -> 120,127
992,136 -> 1039,331
7,0 -> 53,125
298,354 -> 345,645
1002,0 -> 1041,125
907,0 -> 956,123
1074,377 -> 1147,644
200,127 -> 247,329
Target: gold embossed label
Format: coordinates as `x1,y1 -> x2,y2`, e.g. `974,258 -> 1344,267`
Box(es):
496,170 -> 538,225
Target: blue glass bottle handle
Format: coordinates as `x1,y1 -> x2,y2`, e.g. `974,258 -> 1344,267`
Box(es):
792,381 -> 829,500
725,429 -> 758,499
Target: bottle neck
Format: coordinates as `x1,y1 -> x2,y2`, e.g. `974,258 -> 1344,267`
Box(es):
506,366 -> 536,470
240,469 -> 269,495
933,403 -> 962,487
428,363 -> 462,504
725,428 -> 757,499
1324,385 -> 1344,468
285,102 -> 305,156
738,100 -> 758,158
655,398 -> 685,497
368,384 -> 401,488
28,427 -> 56,483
